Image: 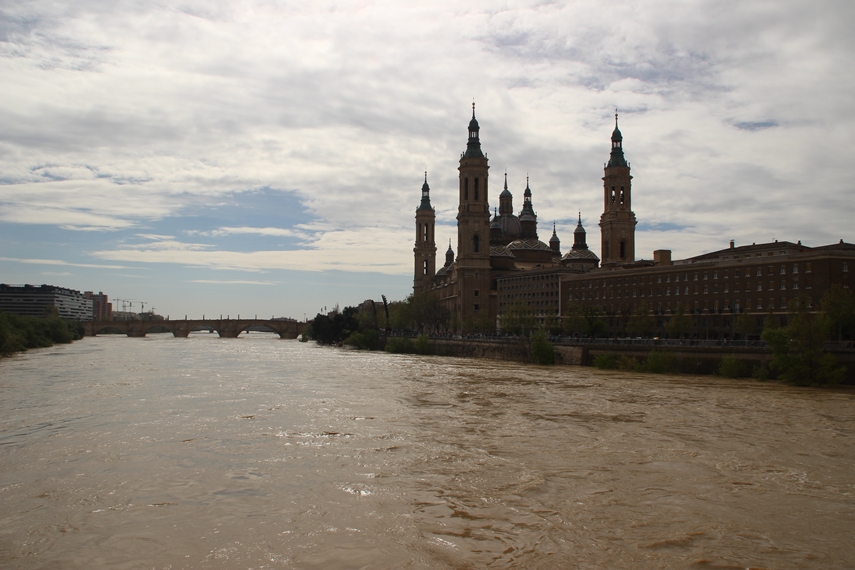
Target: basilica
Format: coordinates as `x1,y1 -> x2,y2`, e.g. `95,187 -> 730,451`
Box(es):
414,106 -> 855,337
413,105 -> 630,329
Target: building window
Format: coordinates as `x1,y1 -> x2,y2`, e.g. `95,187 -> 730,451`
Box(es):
780,283 -> 786,290
694,272 -> 698,281
793,282 -> 799,290
793,264 -> 798,274
473,234 -> 480,253
845,262 -> 849,272
620,241 -> 626,259
474,289 -> 479,297
464,178 -> 469,200
713,271 -> 718,279
806,263 -> 811,273
756,268 -> 762,277
423,260 -> 429,275
704,272 -> 708,280
474,178 -> 479,201
735,269 -> 740,278
780,266 -> 786,275
757,284 -> 762,291
474,304 -> 480,311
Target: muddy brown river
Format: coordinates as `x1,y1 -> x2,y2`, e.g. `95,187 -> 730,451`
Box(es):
1,333 -> 853,568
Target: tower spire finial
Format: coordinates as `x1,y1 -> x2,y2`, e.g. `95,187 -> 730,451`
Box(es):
424,170 -> 427,182
504,170 -> 508,190
472,100 -> 476,118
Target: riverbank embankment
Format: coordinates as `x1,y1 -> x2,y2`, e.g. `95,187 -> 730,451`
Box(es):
404,336 -> 855,382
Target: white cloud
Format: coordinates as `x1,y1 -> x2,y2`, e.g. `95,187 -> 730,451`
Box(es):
1,0 -> 853,314
189,280 -> 277,285
92,227 -> 412,274
0,256 -> 129,269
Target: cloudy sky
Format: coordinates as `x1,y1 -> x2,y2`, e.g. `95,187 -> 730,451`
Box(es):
2,0 -> 853,320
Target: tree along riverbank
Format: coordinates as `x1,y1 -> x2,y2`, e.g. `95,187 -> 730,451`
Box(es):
0,312 -> 84,357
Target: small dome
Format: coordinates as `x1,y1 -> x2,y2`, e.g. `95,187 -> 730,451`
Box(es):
495,214 -> 522,237
489,244 -> 514,257
549,225 -> 560,245
562,248 -> 599,261
507,238 -> 551,252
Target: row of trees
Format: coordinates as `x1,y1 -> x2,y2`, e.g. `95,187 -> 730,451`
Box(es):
761,287 -> 855,385
312,285 -> 855,343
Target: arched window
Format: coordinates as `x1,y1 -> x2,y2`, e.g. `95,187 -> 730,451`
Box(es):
620,190 -> 625,204
424,260 -> 429,275
620,241 -> 626,259
474,178 -> 479,201
611,187 -> 616,204
473,234 -> 480,253
424,224 -> 429,241
464,178 -> 469,200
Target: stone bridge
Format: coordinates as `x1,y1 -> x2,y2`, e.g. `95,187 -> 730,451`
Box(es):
82,318 -> 307,339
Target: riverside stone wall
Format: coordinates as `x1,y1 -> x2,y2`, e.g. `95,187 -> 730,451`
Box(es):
410,336 -> 854,381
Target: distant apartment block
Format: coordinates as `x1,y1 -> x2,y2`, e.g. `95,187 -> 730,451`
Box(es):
84,291 -> 112,320
0,284 -> 94,321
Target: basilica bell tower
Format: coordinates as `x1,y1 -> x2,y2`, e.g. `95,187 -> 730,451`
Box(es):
413,172 -> 437,294
456,104 -> 491,328
599,113 -> 637,266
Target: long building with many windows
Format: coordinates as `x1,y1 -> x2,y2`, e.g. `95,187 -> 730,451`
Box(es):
0,284 -> 94,321
560,240 -> 854,338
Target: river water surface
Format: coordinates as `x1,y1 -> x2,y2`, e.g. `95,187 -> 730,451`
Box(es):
1,333 -> 853,569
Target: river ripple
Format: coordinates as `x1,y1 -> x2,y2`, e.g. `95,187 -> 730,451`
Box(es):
1,333 -> 853,569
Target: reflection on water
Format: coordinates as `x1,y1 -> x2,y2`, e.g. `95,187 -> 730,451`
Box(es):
1,333 -> 853,569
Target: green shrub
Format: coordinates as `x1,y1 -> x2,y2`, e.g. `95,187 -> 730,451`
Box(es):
385,336 -> 415,354
718,356 -> 747,378
752,364 -> 769,381
617,355 -> 641,371
638,349 -> 678,374
343,329 -> 379,350
413,334 -> 433,355
592,353 -> 617,369
530,329 -> 554,365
